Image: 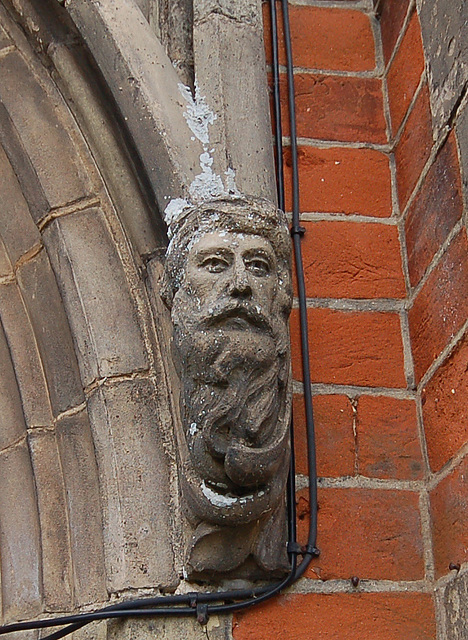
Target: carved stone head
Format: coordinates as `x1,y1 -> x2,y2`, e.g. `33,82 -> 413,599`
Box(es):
161,196 -> 292,577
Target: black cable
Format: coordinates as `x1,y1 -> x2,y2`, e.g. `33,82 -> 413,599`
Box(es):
0,2 -> 318,636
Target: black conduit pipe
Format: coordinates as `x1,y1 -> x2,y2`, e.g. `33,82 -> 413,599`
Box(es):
0,2 -> 318,637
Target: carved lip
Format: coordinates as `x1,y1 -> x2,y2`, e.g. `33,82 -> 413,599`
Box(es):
200,480 -> 266,507
205,305 -> 269,331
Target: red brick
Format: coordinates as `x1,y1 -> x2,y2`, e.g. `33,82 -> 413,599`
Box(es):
387,12 -> 425,136
431,456 -> 468,577
394,84 -> 433,211
422,332 -> 468,472
290,308 -> 406,388
379,0 -> 411,64
409,229 -> 468,382
234,592 -> 435,640
297,487 -> 424,580
299,219 -> 405,299
356,395 -> 424,479
263,5 -> 375,72
278,74 -> 386,144
405,132 -> 463,287
285,146 -> 392,216
293,394 -> 355,477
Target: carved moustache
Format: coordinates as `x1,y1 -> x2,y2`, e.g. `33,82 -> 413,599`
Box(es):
201,299 -> 273,333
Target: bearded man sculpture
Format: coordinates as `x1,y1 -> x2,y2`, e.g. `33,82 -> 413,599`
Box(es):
161,196 -> 293,579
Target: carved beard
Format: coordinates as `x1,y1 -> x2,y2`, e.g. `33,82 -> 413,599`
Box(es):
171,287 -> 291,499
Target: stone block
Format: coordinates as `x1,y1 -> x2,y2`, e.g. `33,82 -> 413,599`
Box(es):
0,143 -> 41,266
0,236 -> 12,277
55,410 -> 107,605
418,0 -> 468,130
87,379 -> 177,592
0,441 -> 42,623
0,282 -> 54,427
27,429 -> 74,611
193,12 -> 276,199
108,617 -> 231,640
0,22 -> 10,50
16,249 -> 84,415
0,318 -> 27,451
0,102 -> 49,225
44,209 -> 149,386
443,569 -> 468,639
0,50 -> 92,211
194,0 -> 260,26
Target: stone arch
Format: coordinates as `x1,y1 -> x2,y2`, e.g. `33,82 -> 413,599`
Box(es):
0,1 -> 180,626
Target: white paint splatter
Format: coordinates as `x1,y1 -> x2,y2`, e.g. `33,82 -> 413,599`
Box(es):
164,197 -> 190,233
164,82 -> 242,240
179,82 -> 217,146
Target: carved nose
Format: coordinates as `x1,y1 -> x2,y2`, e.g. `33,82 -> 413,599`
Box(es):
230,261 -> 252,298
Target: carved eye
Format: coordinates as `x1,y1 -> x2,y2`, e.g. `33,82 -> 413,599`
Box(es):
245,258 -> 270,277
201,256 -> 230,273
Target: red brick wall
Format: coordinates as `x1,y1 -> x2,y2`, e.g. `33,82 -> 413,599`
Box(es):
234,1 -> 468,638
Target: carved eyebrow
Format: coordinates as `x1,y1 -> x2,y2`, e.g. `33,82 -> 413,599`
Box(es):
194,247 -> 234,262
242,248 -> 274,264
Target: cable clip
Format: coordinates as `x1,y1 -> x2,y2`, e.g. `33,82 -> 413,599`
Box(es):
290,225 -> 306,237
196,603 -> 209,626
188,593 -> 198,609
287,541 -> 302,555
303,545 -> 320,557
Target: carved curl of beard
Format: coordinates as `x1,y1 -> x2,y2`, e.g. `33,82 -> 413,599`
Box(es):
170,286 -> 291,526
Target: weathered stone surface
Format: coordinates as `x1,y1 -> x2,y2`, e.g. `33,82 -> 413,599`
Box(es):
194,0 -> 260,26
55,410 -> 107,605
27,429 -> 74,611
161,197 -> 291,578
0,22 -> 10,49
108,616 -> 232,640
0,282 -> 54,427
443,569 -> 468,639
0,143 -> 41,267
0,318 -> 27,451
66,0 -> 203,207
418,0 -> 468,130
0,50 -> 92,210
193,13 -> 276,200
0,102 -> 49,224
87,380 -> 176,592
0,236 -> 12,277
44,209 -> 149,386
0,441 -> 42,623
16,249 -> 84,415
48,43 -> 165,256
158,0 -> 194,87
